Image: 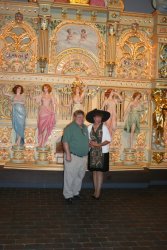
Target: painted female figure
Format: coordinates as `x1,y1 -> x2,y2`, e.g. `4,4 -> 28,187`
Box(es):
3,85 -> 26,146
65,77 -> 87,116
101,89 -> 123,136
124,92 -> 145,148
34,84 -> 56,148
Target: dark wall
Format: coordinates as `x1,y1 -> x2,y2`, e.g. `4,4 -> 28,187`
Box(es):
124,0 -> 154,13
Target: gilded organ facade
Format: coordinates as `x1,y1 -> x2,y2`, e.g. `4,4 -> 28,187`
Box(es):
0,0 -> 166,169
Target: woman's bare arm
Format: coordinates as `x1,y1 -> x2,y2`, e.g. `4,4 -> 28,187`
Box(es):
124,102 -> 132,121
80,85 -> 87,101
101,100 -> 107,110
114,91 -> 123,102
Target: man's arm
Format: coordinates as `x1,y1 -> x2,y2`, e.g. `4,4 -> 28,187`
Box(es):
63,142 -> 71,162
62,126 -> 72,162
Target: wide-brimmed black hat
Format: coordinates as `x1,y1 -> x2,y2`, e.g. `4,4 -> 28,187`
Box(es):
86,109 -> 110,123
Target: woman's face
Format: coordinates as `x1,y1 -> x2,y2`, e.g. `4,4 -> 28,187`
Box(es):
76,87 -> 80,95
93,115 -> 102,124
16,87 -> 21,94
135,94 -> 141,101
44,86 -> 48,93
109,90 -> 114,98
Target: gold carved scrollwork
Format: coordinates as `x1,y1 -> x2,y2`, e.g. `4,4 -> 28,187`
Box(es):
135,132 -> 146,149
24,128 -> 36,146
0,149 -> 10,161
0,86 -> 12,119
0,127 -> 12,162
111,130 -> 121,148
110,130 -> 122,163
24,128 -> 37,162
164,106 -> 167,148
135,132 -> 146,162
0,128 -> 12,146
24,149 -> 35,162
153,152 -> 164,164
116,29 -> 152,79
159,44 -> 167,78
0,21 -> 37,73
152,89 -> 167,147
152,89 -> 167,164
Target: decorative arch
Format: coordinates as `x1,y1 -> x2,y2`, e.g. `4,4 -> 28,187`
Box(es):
55,48 -> 100,76
116,28 -> 152,80
48,20 -> 105,75
0,21 -> 37,73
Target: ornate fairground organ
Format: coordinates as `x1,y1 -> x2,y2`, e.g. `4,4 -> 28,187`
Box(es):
0,0 -> 166,170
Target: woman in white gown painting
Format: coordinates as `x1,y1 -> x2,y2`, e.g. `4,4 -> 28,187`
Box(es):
65,76 -> 87,116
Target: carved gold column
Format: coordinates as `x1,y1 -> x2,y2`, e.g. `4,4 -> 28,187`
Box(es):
106,24 -> 117,77
38,16 -> 49,73
163,105 -> 167,148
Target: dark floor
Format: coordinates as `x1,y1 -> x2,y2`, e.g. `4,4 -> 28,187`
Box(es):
0,187 -> 167,250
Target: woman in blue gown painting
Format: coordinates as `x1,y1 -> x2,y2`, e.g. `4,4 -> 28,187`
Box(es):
3,85 -> 26,146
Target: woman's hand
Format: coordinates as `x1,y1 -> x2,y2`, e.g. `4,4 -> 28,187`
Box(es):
89,140 -> 100,148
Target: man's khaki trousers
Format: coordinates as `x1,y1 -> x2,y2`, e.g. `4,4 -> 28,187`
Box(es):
63,154 -> 88,199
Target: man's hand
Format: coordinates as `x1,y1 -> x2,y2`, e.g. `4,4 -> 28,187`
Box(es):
66,153 -> 72,162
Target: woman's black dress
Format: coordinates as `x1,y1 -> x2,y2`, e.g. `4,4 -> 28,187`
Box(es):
88,123 -> 109,172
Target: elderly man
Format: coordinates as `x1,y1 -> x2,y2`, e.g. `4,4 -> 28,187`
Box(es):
62,110 -> 89,203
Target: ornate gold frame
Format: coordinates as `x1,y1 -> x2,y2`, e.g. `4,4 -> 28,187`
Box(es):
0,21 -> 38,73
48,20 -> 105,74
116,28 -> 152,79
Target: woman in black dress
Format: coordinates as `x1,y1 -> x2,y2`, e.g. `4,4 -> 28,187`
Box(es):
86,109 -> 111,200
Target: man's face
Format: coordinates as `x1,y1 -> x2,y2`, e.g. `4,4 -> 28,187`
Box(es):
74,114 -> 84,126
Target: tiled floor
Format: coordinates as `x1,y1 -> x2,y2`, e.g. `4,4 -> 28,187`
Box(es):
0,187 -> 167,250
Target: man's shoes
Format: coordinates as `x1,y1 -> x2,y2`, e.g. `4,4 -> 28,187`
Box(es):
73,195 -> 81,200
65,198 -> 73,204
